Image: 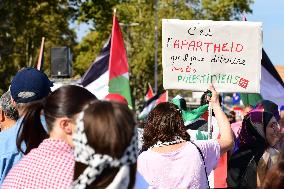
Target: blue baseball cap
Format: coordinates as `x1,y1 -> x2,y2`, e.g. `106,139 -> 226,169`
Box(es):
10,68 -> 53,103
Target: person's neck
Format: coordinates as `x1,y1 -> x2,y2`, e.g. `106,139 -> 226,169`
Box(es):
18,109 -> 25,117
1,119 -> 17,131
49,130 -> 73,147
151,142 -> 186,153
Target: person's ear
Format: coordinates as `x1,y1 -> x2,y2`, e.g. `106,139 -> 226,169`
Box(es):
59,117 -> 73,135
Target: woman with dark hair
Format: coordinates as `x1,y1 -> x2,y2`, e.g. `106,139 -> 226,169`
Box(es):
227,108 -> 280,188
2,85 -> 96,189
72,101 -> 138,189
138,86 -> 233,189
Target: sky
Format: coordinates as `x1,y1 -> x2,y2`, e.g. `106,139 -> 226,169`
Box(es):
247,0 -> 284,66
72,0 -> 284,66
70,22 -> 91,42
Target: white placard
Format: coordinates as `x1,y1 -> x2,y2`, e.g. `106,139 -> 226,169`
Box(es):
162,19 -> 262,93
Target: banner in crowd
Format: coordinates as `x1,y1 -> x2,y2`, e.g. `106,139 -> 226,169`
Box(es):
162,19 -> 262,93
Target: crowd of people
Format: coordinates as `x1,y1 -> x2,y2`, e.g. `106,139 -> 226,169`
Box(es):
0,67 -> 284,188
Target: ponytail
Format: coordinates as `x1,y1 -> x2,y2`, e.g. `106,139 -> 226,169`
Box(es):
16,99 -> 48,154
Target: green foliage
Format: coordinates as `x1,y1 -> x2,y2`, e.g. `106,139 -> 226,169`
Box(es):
73,31 -> 110,77
0,0 -> 254,104
0,0 -> 76,92
76,0 -> 117,32
74,0 -> 253,108
201,0 -> 253,20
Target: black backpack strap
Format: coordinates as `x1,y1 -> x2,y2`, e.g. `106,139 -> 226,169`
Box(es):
190,141 -> 210,188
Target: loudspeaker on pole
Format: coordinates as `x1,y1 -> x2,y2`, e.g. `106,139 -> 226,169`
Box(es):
50,47 -> 72,78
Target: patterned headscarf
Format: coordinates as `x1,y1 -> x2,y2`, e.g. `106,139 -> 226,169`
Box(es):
228,109 -> 277,188
237,109 -> 274,150
255,100 -> 280,122
0,91 -> 19,121
72,111 -> 138,189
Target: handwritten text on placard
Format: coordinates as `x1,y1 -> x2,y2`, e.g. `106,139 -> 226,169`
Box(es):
162,20 -> 262,93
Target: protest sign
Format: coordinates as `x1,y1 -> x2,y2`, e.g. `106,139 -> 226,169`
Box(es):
162,19 -> 262,93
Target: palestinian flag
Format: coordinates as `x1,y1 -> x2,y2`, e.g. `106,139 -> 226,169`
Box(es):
144,83 -> 154,101
171,95 -> 209,127
80,37 -> 110,99
241,49 -> 284,107
108,15 -> 132,107
80,15 -> 133,107
155,90 -> 168,105
138,91 -> 168,120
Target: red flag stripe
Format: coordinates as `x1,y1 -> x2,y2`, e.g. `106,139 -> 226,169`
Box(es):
155,91 -> 168,105
109,16 -> 128,80
145,83 -> 154,101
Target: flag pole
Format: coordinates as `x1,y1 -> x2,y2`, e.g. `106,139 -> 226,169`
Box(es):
36,37 -> 45,71
154,0 -> 158,93
148,82 -> 154,95
208,101 -> 212,139
165,90 -> 168,102
208,85 -> 213,139
113,8 -> 116,16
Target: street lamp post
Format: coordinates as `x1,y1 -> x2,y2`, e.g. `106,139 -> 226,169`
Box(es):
154,0 -> 158,93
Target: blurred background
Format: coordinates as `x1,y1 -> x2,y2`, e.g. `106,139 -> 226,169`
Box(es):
0,0 -> 283,111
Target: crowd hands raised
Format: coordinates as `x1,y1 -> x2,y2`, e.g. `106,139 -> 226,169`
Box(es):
0,67 -> 283,189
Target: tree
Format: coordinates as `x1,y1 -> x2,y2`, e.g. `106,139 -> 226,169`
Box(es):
73,0 -> 254,107
73,31 -> 109,77
0,0 -> 77,94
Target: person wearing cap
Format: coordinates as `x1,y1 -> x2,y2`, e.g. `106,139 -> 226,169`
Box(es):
0,91 -> 19,132
0,68 -> 53,184
2,85 -> 96,189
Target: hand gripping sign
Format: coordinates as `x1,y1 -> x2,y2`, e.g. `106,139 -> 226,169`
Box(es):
162,19 -> 262,93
